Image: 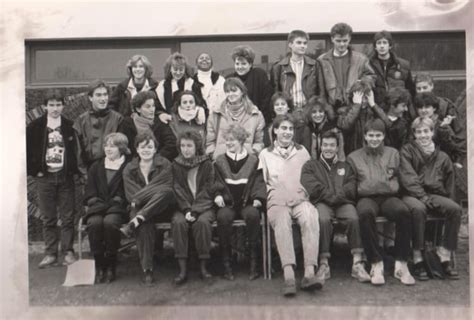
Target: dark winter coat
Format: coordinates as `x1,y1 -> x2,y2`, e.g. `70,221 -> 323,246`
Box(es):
117,116 -> 178,161
27,115 -> 79,177
399,141 -> 455,199
83,157 -> 130,222
108,77 -> 159,117
301,158 -> 356,207
172,157 -> 215,216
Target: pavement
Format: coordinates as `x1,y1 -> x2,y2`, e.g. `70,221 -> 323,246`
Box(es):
28,234 -> 470,307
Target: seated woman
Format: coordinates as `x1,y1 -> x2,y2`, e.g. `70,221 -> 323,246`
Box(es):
108,54 -> 159,116
169,90 -> 206,145
400,117 -> 461,280
121,133 -> 176,286
214,124 -> 266,281
228,45 -> 273,125
206,77 -> 265,160
84,132 -> 131,284
258,114 -> 321,297
118,91 -> 177,161
156,52 -> 205,124
300,96 -> 342,159
171,131 -> 216,285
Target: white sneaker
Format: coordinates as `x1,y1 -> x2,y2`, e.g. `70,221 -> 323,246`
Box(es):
370,261 -> 385,286
315,263 -> 331,282
394,261 -> 416,286
352,262 -> 371,283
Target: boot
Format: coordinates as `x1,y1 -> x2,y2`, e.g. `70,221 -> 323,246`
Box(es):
200,259 -> 213,280
105,253 -> 117,283
94,254 -> 106,284
222,248 -> 234,281
174,258 -> 188,285
248,245 -> 260,280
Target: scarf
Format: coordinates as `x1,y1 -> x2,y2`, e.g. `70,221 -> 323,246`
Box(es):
226,148 -> 248,162
131,112 -> 154,136
90,108 -> 110,118
104,155 -> 126,170
174,154 -> 209,169
226,101 -> 246,122
178,107 -> 199,122
416,140 -> 436,155
127,78 -> 151,99
274,140 -> 294,159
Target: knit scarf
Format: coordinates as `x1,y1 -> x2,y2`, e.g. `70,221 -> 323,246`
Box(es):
274,140 -> 294,159
131,112 -> 154,136
416,140 -> 436,155
105,154 -> 126,170
178,107 -> 199,122
226,101 -> 246,122
174,154 -> 209,169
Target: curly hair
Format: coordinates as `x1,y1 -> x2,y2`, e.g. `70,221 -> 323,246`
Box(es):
131,91 -> 156,113
223,123 -> 250,146
177,130 -> 205,156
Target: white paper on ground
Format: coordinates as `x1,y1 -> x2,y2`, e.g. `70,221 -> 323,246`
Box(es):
62,259 -> 96,287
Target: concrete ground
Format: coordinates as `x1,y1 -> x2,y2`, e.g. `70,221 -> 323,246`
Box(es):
29,234 -> 470,307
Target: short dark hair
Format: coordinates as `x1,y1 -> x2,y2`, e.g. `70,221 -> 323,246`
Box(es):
320,130 -> 339,146
172,90 -> 198,114
231,45 -> 255,64
135,132 -> 159,151
414,92 -> 439,110
131,91 -> 156,113
385,87 -> 411,108
364,118 -> 386,134
87,79 -> 109,97
414,72 -> 434,85
288,30 -> 309,43
373,30 -> 393,47
177,130 -> 204,156
43,89 -> 65,105
330,22 -> 353,37
349,79 -> 372,96
272,114 -> 295,141
271,92 -> 293,112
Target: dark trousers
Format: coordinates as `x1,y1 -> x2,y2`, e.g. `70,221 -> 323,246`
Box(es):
216,205 -> 261,252
356,196 -> 412,263
87,213 -> 124,256
36,171 -> 75,256
403,195 -> 461,251
131,191 -> 174,271
171,210 -> 216,259
316,202 -> 363,258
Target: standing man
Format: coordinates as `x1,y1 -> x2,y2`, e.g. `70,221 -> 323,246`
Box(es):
193,52 -> 226,114
270,29 -> 319,112
27,90 -> 81,268
259,114 -> 321,297
301,131 -> 371,284
74,80 -> 123,169
370,30 -> 416,117
317,22 -> 375,111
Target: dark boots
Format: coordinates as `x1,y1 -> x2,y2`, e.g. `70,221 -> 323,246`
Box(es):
95,253 -> 117,284
222,247 -> 234,281
248,243 -> 260,280
94,254 -> 106,284
104,253 -> 117,283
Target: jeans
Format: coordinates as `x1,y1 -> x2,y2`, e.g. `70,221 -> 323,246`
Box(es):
403,194 -> 461,251
316,202 -> 363,258
171,210 -> 216,259
36,171 -> 75,256
356,196 -> 412,263
267,201 -> 319,268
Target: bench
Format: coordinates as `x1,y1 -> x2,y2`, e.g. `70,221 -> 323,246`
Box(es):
77,214 -> 270,279
264,215 -> 447,280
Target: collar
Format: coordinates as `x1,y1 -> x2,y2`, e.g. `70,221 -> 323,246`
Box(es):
388,114 -> 399,122
197,69 -> 212,78
320,155 -> 338,171
333,49 -> 349,57
278,55 -> 316,66
226,148 -> 248,162
105,155 -> 126,170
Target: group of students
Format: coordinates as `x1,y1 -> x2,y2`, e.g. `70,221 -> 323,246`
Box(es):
27,22 -> 466,297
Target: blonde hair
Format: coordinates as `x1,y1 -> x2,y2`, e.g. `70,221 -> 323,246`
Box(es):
104,132 -> 131,155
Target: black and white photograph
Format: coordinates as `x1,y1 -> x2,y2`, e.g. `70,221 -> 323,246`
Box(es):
1,0 -> 473,319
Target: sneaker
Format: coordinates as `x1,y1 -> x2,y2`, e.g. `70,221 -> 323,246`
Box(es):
300,276 -> 323,291
351,262 -> 371,283
282,279 -> 296,297
394,262 -> 416,285
370,262 -> 385,286
63,251 -> 77,266
38,255 -> 57,269
315,263 -> 331,282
